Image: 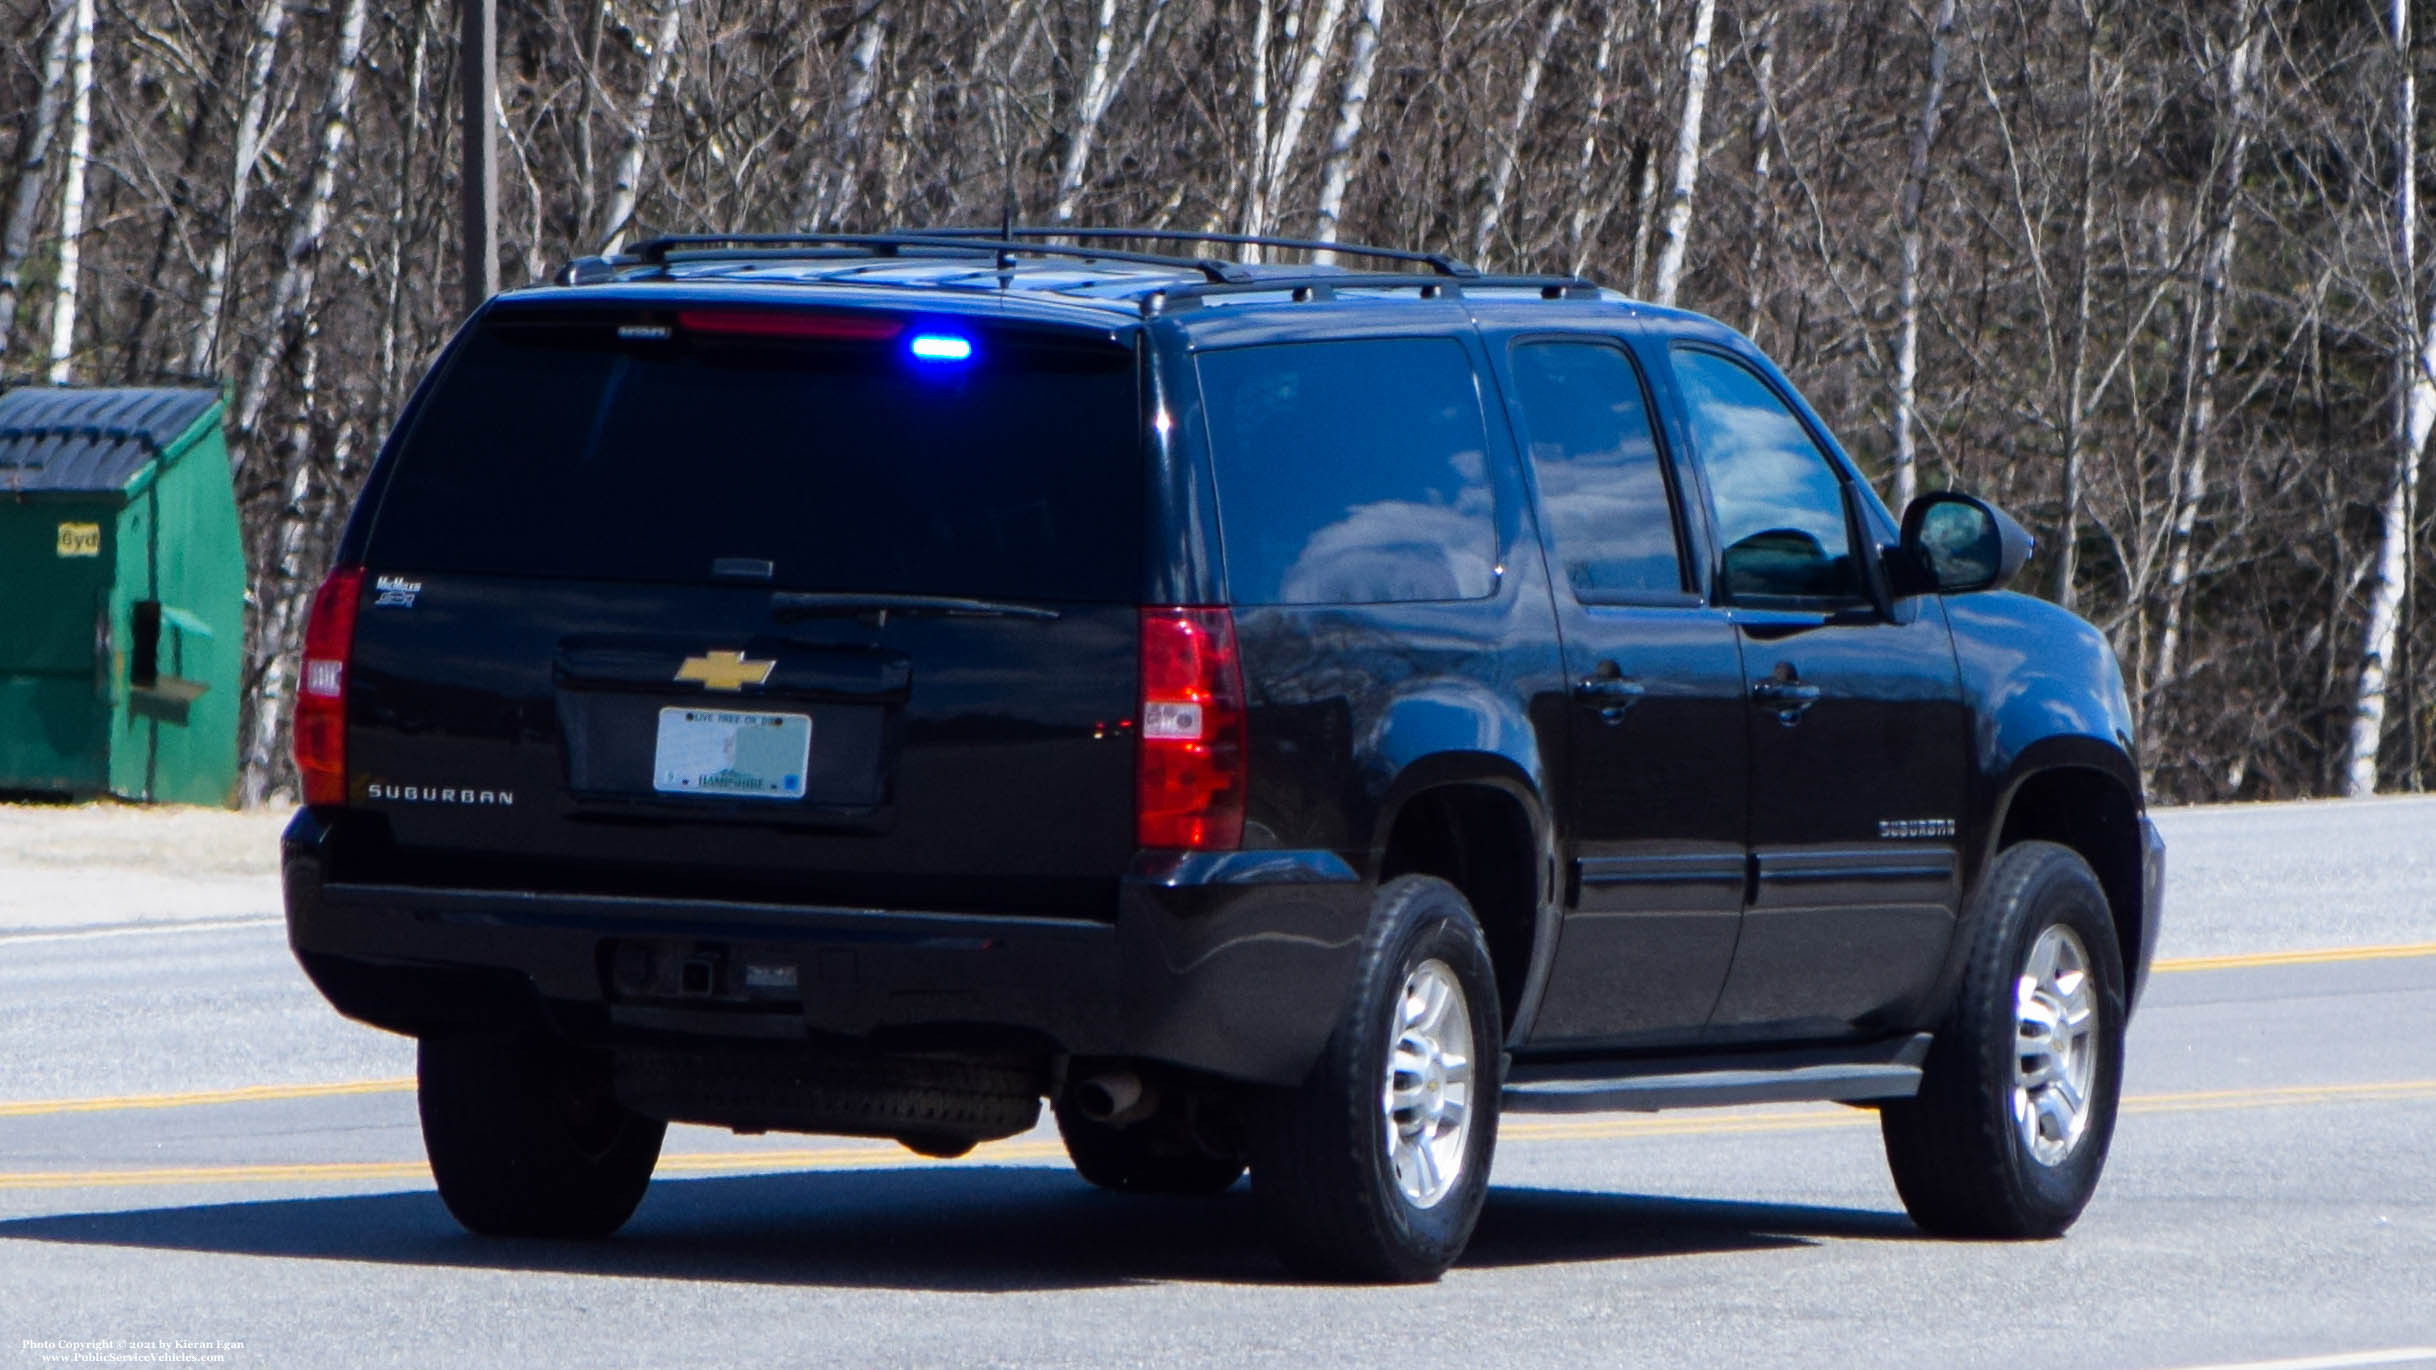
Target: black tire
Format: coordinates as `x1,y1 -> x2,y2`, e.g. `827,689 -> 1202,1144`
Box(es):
1881,840 -> 2127,1238
1052,1096 -> 1247,1196
1248,875 -> 1503,1283
418,1033 -> 665,1239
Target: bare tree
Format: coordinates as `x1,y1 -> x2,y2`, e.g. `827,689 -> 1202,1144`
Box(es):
597,0 -> 691,253
40,0 -> 91,381
1737,3 -> 1776,337
1053,0 -> 1170,223
0,0 -> 72,364
1890,0 -> 1959,513
796,8 -> 885,230
1244,0 -> 1349,243
2344,0 -> 2431,794
1475,2 -> 1566,262
1566,0 -> 1624,278
1311,0 -> 1387,254
1,0 -> 2425,802
2152,9 -> 2259,711
1648,0 -> 1717,306
185,0 -> 290,375
233,0 -> 372,802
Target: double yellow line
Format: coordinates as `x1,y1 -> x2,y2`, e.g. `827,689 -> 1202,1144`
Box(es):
0,1078 -> 410,1119
1,940 -> 2427,1194
4,1079 -> 2432,1193
2152,941 -> 2436,974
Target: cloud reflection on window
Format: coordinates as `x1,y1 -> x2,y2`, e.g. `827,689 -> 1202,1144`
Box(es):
1512,342 -> 1686,600
1670,349 -> 1860,602
1201,338 -> 1500,606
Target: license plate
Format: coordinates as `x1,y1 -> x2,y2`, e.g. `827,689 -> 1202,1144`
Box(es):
652,708 -> 811,800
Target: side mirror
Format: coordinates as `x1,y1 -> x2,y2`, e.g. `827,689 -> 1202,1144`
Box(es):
1892,492 -> 2034,596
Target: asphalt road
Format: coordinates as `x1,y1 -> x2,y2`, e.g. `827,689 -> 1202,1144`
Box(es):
0,799 -> 2432,1369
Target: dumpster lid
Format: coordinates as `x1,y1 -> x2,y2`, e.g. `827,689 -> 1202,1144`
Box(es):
0,386 -> 222,494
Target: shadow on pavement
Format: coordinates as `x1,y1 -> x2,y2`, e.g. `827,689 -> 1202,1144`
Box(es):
0,1167 -> 1914,1291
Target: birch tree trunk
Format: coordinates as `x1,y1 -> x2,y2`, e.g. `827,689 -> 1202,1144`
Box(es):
1312,0 -> 1387,256
597,0 -> 691,254
1566,1 -> 1622,277
235,0 -> 372,801
380,3 -> 435,409
1625,136 -> 1657,295
1741,7 -> 1777,335
1648,0 -> 1717,307
797,12 -> 884,230
0,0 -> 73,365
239,339 -> 326,807
1239,0 -> 1273,251
1259,0 -> 1348,240
236,0 -> 372,442
2153,19 -> 2258,703
1053,0 -> 1169,224
1621,0 -> 1665,295
1890,0 -> 1959,514
119,15 -> 246,382
2043,20 -> 2102,612
2346,0 -> 2430,796
41,0 -> 93,383
1474,3 -> 1566,263
187,0 -> 292,376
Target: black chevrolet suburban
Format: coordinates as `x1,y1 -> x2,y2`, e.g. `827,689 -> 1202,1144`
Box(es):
284,229 -> 2165,1281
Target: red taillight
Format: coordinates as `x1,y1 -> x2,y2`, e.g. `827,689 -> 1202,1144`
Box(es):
675,308 -> 904,342
292,565 -> 364,807
1137,606 -> 1247,850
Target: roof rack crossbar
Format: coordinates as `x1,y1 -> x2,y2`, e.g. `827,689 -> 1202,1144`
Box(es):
623,232 -> 1256,283
912,226 -> 1481,278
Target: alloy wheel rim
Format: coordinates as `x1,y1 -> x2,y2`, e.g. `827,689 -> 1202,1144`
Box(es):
1383,958 -> 1475,1208
2012,923 -> 2100,1167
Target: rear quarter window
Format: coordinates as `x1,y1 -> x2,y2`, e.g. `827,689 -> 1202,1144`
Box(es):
1198,337 -> 1499,606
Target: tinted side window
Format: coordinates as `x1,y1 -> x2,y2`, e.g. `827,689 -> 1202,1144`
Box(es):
1509,341 -> 1686,601
1669,347 -> 1862,603
1199,338 -> 1498,605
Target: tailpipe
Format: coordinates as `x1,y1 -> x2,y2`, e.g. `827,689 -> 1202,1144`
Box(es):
1072,1070 -> 1158,1127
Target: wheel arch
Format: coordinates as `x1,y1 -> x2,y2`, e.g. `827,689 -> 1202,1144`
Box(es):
1983,753 -> 2148,1005
1368,756 -> 1557,1041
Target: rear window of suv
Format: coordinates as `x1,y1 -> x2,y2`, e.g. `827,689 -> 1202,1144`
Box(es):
365,312 -> 1143,601
1199,337 -> 1498,605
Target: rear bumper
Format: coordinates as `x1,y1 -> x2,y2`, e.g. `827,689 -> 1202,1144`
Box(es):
282,811 -> 1368,1087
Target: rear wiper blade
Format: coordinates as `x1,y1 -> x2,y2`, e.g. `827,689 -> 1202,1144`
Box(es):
769,591 -> 1062,622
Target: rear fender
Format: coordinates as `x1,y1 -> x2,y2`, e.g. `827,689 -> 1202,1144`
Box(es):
1362,692 -> 1560,1045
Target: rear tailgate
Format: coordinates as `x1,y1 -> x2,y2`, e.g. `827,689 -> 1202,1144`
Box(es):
333,299 -> 1145,920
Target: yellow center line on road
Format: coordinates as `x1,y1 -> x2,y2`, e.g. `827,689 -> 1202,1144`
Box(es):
2152,941 -> 2436,973
0,930 -> 2429,1124
0,1078 -> 415,1118
2,1079 -> 2430,1193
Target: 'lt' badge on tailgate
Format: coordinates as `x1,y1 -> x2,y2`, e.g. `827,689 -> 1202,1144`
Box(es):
675,650 -> 775,692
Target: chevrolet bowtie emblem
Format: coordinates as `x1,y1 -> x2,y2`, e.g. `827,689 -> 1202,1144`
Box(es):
675,650 -> 774,692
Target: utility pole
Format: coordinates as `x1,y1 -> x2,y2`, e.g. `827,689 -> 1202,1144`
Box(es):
460,0 -> 498,315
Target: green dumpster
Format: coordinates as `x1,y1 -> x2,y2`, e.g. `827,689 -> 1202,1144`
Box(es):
0,386 -> 245,806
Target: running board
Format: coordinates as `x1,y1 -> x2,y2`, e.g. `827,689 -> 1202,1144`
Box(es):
1502,1033 -> 1933,1114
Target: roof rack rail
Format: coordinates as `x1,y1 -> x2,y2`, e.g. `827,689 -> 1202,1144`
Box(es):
553,231 -> 1605,311
1139,271 -> 1600,317
613,232 -> 1257,283
914,226 -> 1481,278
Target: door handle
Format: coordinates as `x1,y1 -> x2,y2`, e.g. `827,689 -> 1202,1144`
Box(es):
1574,674 -> 1646,725
1750,677 -> 1822,723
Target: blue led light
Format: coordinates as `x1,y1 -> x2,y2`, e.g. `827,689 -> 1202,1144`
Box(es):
908,333 -> 974,362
